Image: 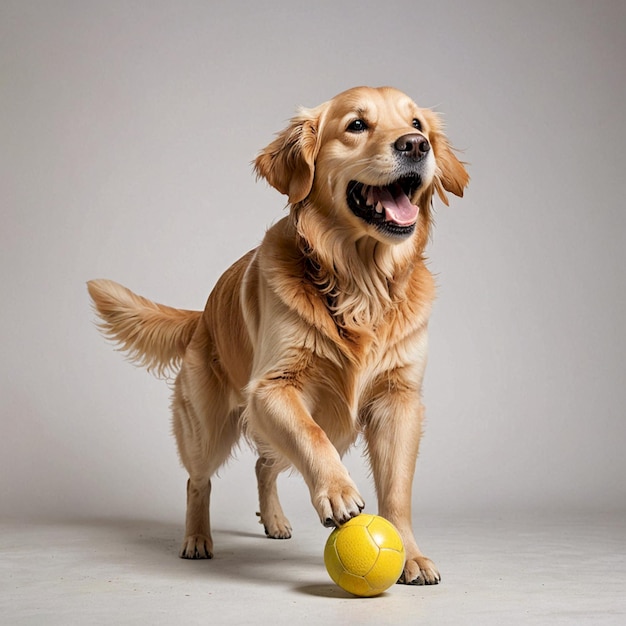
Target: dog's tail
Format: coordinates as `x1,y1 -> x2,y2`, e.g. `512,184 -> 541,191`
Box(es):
87,279 -> 202,377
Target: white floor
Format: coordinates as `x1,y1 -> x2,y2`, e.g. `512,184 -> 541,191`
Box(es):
1,511 -> 625,625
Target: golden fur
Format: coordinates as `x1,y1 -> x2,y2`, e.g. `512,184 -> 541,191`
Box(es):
88,86 -> 469,585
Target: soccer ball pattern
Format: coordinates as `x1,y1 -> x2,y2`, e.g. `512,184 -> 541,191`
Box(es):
324,514 -> 406,597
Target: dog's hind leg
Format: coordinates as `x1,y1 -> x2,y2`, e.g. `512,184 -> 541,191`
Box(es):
255,455 -> 292,539
172,351 -> 240,559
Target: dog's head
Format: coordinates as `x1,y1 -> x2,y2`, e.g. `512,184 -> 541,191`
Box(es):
255,86 -> 468,245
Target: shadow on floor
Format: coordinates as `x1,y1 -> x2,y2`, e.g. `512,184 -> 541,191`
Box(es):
55,516 -> 331,589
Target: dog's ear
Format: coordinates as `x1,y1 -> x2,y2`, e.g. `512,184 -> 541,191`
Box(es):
255,105 -> 325,204
424,110 -> 470,206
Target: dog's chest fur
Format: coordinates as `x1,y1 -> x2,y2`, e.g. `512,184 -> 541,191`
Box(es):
230,217 -> 435,446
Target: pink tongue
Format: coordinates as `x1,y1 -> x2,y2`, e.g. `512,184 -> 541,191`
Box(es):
372,185 -> 419,226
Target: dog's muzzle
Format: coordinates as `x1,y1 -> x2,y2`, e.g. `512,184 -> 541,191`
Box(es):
346,133 -> 432,239
346,174 -> 423,238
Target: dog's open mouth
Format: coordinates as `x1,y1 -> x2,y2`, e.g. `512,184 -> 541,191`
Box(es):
347,175 -> 421,237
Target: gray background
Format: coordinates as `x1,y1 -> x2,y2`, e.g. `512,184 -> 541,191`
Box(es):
2,0 -> 625,528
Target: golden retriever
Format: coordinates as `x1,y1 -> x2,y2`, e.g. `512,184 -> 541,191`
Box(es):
87,86 -> 468,585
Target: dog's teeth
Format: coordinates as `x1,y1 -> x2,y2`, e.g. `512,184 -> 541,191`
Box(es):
375,201 -> 383,214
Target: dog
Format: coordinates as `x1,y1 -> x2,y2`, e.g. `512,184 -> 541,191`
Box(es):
88,86 -> 469,585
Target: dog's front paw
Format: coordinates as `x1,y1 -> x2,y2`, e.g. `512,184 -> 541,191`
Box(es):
313,478 -> 365,528
179,534 -> 214,559
398,555 -> 440,585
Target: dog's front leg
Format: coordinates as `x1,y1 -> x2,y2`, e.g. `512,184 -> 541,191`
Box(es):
364,376 -> 440,585
249,378 -> 364,527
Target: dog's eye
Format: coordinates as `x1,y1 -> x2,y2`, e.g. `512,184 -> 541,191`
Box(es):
412,118 -> 422,131
347,119 -> 368,133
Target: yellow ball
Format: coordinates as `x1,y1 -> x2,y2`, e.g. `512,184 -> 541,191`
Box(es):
324,514 -> 406,597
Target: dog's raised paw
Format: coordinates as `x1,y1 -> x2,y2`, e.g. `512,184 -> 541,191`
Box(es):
313,479 -> 365,528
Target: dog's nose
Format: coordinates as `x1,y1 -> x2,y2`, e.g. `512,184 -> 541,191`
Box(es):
394,133 -> 430,159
